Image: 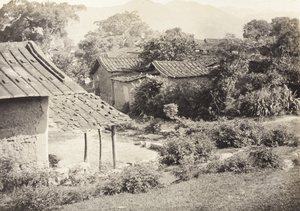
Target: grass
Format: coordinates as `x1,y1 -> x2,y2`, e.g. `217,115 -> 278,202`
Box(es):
62,161 -> 300,211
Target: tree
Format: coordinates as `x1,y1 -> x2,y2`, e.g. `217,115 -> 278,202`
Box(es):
270,17 -> 300,58
243,19 -> 271,41
139,27 -> 196,64
76,11 -> 151,70
0,0 -> 85,56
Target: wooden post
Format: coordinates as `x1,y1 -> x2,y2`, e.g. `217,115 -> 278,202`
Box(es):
98,128 -> 102,171
84,132 -> 88,162
111,125 -> 116,169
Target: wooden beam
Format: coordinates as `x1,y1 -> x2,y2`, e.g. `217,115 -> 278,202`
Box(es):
111,125 -> 116,169
84,132 -> 88,162
98,128 -> 102,171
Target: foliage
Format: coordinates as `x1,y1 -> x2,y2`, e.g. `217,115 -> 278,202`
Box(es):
139,27 -> 197,64
144,119 -> 162,134
249,147 -> 281,168
130,76 -> 215,120
0,0 -> 85,55
237,85 -> 300,117
102,164 -> 162,195
212,119 -> 262,148
8,184 -> 61,211
243,19 -> 271,41
0,157 -> 50,192
130,76 -> 167,118
159,133 -> 215,166
77,11 -> 152,70
219,153 -> 253,174
204,147 -> 281,175
163,103 -> 178,119
171,156 -> 197,181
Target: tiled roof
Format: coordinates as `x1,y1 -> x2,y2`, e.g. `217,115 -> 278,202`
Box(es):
152,60 -> 215,78
111,71 -> 158,82
0,41 -> 85,99
0,41 -> 130,130
98,56 -> 143,73
50,93 -> 129,131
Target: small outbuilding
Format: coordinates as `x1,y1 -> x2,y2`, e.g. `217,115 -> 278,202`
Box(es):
0,41 -> 130,170
150,60 -> 218,85
90,56 -> 152,110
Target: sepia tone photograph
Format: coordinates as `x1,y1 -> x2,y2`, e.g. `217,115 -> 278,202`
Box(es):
0,0 -> 299,210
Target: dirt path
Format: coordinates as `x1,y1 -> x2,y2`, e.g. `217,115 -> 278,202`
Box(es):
48,128 -> 158,171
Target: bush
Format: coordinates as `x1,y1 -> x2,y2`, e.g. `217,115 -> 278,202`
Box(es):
145,119 -> 162,134
172,156 -> 197,181
130,76 -> 215,120
102,164 -> 162,195
159,134 -> 215,166
249,147 -> 281,168
8,184 -> 61,211
237,85 -> 300,117
0,157 -> 50,192
212,119 -> 262,148
260,127 -> 299,147
219,154 -> 253,173
204,147 -> 281,175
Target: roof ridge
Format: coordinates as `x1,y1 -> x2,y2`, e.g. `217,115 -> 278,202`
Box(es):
26,41 -> 65,82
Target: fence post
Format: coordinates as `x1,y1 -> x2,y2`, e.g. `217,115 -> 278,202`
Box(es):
111,125 -> 116,169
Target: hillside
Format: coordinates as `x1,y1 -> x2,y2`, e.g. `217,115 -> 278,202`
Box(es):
66,0 -> 300,44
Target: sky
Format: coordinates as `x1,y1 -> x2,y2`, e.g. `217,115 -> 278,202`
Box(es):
0,0 -> 299,12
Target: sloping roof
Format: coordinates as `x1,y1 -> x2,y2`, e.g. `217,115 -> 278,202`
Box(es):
111,71 -> 158,83
91,56 -> 143,75
0,41 -> 130,131
151,60 -> 216,78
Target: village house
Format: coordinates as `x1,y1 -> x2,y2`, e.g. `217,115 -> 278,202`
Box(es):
150,60 -> 218,85
0,41 -> 130,170
90,55 -> 153,110
90,55 -> 218,110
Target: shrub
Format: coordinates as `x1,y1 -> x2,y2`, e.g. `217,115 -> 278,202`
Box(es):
260,127 -> 299,147
172,156 -> 197,181
145,119 -> 162,134
102,164 -> 162,195
116,121 -> 138,132
212,119 -> 262,148
237,85 -> 300,117
0,157 -> 50,192
130,76 -> 215,120
219,154 -> 253,173
130,76 -> 167,118
8,184 -> 61,211
159,137 -> 196,165
159,134 -> 215,165
249,147 -> 281,168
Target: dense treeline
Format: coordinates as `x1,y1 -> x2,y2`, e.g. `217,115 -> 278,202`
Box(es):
1,1 -> 299,119
131,17 -> 300,119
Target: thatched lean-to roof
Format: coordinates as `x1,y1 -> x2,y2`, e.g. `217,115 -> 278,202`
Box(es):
0,41 -> 130,131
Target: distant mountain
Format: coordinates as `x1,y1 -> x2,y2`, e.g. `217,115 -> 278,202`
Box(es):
66,0 -> 300,45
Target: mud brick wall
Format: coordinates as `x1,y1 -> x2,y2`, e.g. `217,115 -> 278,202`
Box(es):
112,80 -> 135,110
0,97 -> 49,169
93,67 -> 114,105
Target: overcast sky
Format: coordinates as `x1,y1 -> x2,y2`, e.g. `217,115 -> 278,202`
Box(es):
0,0 -> 299,12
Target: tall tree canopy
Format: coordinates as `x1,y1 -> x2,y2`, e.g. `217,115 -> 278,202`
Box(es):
243,19 -> 271,41
76,11 -> 152,70
0,0 -> 85,55
139,27 -> 196,64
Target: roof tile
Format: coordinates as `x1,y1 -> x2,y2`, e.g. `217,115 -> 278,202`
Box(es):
0,41 -> 131,130
152,60 -> 216,78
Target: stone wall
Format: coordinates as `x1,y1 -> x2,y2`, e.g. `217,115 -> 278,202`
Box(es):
0,97 -> 49,169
